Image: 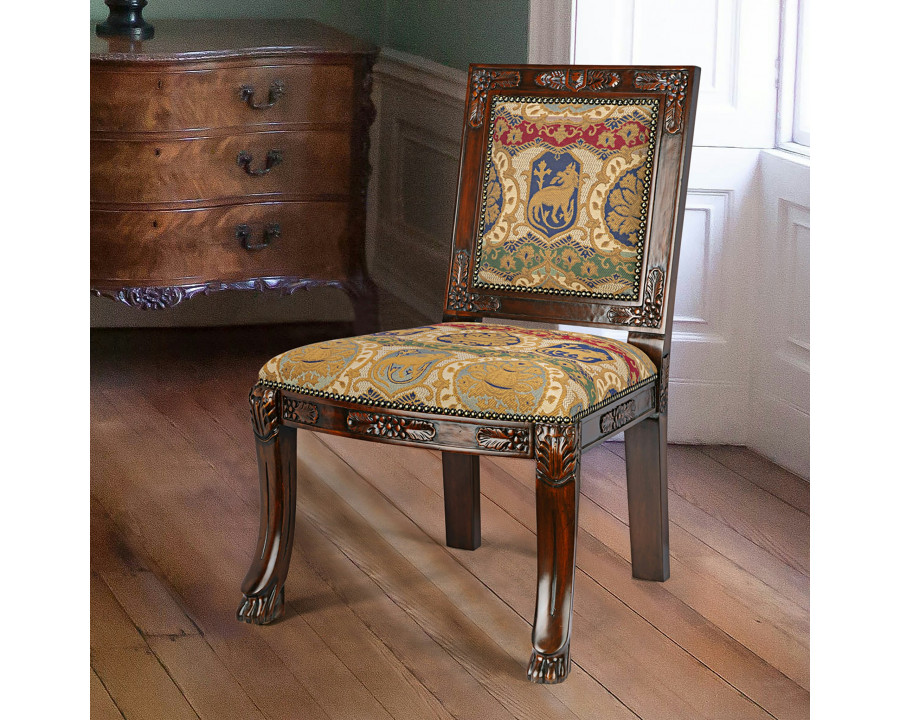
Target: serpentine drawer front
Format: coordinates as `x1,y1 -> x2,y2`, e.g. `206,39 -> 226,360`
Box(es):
90,19 -> 379,330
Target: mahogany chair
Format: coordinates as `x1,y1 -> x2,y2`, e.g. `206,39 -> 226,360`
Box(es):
237,64 -> 700,684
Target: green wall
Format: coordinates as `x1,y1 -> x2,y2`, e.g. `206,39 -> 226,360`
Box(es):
384,0 -> 528,70
89,0 -> 384,46
90,0 -> 529,70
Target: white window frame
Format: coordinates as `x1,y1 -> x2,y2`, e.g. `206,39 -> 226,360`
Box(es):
777,0 -> 810,154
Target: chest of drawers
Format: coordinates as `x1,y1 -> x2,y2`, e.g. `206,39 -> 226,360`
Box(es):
90,19 -> 379,332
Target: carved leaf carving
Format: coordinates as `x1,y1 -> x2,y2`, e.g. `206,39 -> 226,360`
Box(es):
346,412 -> 436,442
536,69 -> 620,92
475,426 -> 530,453
447,249 -> 500,312
607,266 -> 665,327
634,70 -> 688,134
249,384 -> 279,441
600,399 -> 636,434
535,424 -> 580,487
658,354 -> 670,414
469,69 -> 520,128
282,397 -> 318,425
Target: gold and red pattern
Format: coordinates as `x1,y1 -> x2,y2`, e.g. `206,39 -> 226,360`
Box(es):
260,322 -> 657,423
474,97 -> 658,299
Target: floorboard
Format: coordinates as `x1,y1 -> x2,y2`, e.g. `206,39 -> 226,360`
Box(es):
90,321 -> 809,720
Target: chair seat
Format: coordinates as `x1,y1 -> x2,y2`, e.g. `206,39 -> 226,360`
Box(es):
259,322 -> 657,423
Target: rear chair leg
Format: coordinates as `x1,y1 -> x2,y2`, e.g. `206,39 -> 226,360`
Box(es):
529,424 -> 581,684
237,384 -> 297,624
624,414 -> 670,581
442,452 -> 481,550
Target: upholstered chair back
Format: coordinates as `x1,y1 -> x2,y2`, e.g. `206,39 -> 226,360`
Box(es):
444,66 -> 699,339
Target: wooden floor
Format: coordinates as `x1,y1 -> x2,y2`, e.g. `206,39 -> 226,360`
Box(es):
90,317 -> 810,720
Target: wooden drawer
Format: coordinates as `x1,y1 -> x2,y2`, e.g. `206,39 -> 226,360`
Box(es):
90,130 -> 351,205
91,202 -> 352,285
90,63 -> 355,132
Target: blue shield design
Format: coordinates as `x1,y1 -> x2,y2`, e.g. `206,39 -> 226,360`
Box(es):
526,151 -> 581,237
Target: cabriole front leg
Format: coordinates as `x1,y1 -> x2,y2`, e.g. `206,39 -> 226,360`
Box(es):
237,384 -> 297,625
529,423 -> 581,684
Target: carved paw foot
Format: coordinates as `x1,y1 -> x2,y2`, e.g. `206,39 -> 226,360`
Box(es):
236,586 -> 284,625
527,648 -> 570,684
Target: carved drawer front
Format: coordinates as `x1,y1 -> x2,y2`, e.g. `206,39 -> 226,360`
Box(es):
90,201 -> 351,285
90,63 -> 355,133
90,130 -> 351,206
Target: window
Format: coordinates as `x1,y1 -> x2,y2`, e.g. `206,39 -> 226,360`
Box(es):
778,0 -> 809,151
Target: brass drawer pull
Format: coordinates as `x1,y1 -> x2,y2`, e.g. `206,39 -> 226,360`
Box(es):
236,149 -> 283,176
239,80 -> 285,109
235,223 -> 281,250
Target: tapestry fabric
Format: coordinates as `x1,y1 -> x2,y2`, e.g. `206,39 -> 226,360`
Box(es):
259,323 -> 657,423
474,96 -> 659,300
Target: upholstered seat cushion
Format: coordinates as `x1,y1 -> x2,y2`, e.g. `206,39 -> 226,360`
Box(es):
259,322 -> 656,423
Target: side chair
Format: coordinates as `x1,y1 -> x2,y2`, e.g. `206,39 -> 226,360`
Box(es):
236,64 -> 700,684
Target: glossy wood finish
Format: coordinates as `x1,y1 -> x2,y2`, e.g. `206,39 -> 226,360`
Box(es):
441,453 -> 481,550
237,386 -> 297,624
624,415 -> 670,580
90,19 -> 378,327
91,131 -> 350,206
90,62 -> 354,133
235,64 -> 700,685
90,202 -> 352,286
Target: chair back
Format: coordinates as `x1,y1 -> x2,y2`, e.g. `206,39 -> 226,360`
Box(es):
443,64 -> 700,341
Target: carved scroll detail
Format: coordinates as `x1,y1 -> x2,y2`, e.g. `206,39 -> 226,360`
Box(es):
535,424 -> 580,487
634,70 -> 689,134
606,266 -> 665,327
469,69 -> 521,128
658,354 -> 670,414
475,426 -> 530,453
282,397 -> 318,426
600,399 -> 636,434
447,249 -> 500,312
346,412 -> 436,441
249,384 -> 279,442
535,69 -> 620,92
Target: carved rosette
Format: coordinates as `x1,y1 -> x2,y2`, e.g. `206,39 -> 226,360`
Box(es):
249,384 -> 279,442
447,250 -> 500,312
658,354 -> 670,414
346,412 -> 436,441
475,426 -> 530,453
535,69 -> 620,92
468,69 -> 521,128
606,266 -> 665,327
600,399 -> 636,434
535,424 -> 580,487
634,70 -> 689,134
282,397 -> 318,426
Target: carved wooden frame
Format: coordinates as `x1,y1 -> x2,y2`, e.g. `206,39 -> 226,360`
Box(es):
446,64 -> 700,341
237,63 -> 699,686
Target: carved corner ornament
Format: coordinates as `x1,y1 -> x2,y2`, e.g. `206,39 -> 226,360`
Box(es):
535,69 -> 620,92
282,397 -> 318,426
346,411 -> 436,442
469,68 -> 520,128
606,266 -> 665,328
600,399 -> 636,434
535,424 -> 580,487
475,426 -> 530,453
658,354 -> 670,415
249,384 -> 279,442
633,70 -> 689,134
447,250 -> 501,313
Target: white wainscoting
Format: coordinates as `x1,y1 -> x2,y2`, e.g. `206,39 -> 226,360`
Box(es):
368,49 -> 467,321
748,151 -> 810,478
